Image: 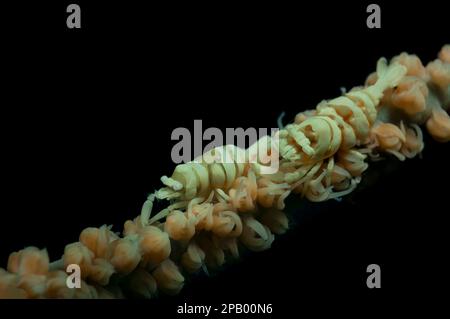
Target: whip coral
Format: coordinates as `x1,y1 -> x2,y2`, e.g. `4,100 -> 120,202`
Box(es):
1,45 -> 449,299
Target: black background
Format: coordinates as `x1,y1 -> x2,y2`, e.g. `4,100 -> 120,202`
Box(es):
1,0 -> 449,316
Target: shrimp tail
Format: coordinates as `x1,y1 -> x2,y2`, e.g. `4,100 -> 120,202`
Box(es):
366,58 -> 407,105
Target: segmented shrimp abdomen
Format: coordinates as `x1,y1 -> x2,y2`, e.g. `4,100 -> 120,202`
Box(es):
158,145 -> 247,201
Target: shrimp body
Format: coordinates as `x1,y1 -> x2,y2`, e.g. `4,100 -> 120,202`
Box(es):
157,145 -> 247,201
279,58 -> 407,166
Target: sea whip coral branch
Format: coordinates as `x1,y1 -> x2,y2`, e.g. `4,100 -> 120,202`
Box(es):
1,46 -> 449,299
